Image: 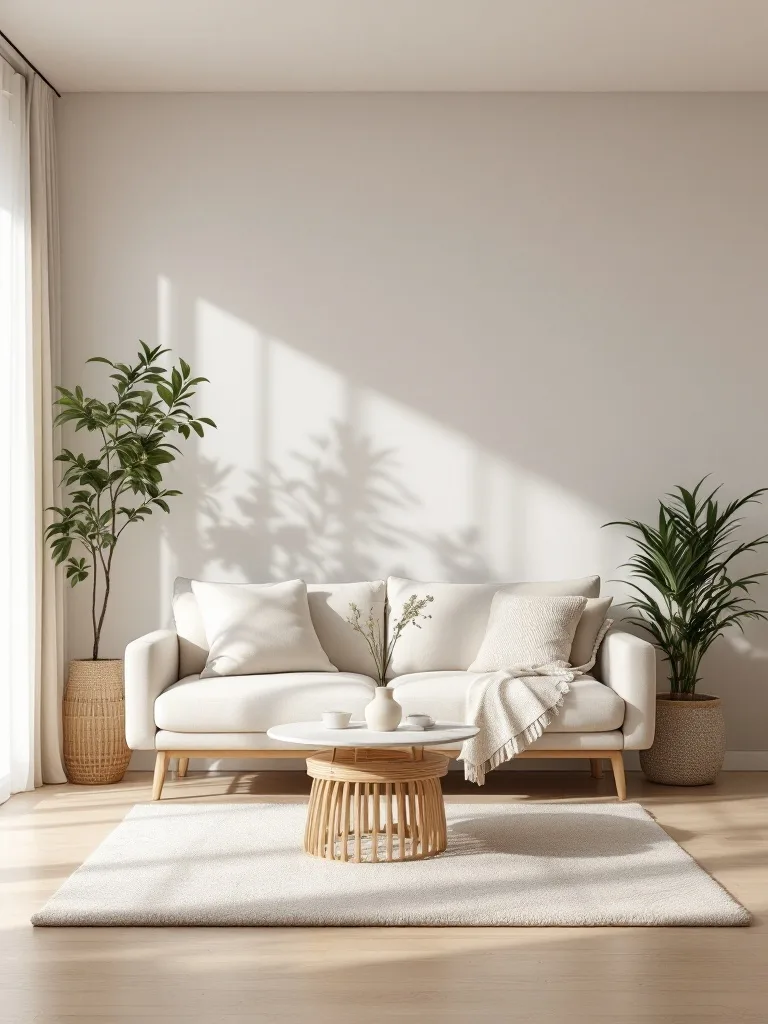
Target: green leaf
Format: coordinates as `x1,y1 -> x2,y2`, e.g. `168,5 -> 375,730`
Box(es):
147,449 -> 176,465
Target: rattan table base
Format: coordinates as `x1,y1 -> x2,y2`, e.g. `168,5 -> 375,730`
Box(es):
304,748 -> 450,863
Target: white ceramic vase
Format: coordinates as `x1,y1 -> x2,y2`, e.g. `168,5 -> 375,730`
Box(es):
364,687 -> 402,732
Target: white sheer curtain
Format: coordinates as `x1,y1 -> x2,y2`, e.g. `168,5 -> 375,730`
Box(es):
0,56 -> 65,803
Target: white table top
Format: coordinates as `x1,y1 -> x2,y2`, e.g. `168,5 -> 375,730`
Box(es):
267,720 -> 479,748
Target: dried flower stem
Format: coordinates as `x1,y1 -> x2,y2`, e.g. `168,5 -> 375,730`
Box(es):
346,594 -> 434,685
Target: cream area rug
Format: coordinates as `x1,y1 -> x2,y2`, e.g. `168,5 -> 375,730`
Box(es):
32,802 -> 748,927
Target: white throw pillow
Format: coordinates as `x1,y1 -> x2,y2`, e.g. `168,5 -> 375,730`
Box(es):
191,579 -> 338,677
469,594 -> 588,672
569,596 -> 613,671
385,575 -> 600,676
173,578 -> 385,677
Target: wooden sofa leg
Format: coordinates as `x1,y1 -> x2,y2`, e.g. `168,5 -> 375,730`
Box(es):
152,752 -> 170,801
590,758 -> 603,779
177,756 -> 189,778
609,751 -> 627,801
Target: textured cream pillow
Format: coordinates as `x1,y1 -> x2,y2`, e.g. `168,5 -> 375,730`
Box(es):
385,575 -> 601,676
469,594 -> 588,672
191,579 -> 338,677
569,596 -> 613,671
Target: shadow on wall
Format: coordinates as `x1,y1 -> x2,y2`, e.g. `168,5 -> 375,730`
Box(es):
167,418 -> 492,585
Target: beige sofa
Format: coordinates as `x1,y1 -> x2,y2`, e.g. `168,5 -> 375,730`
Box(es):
124,576 -> 656,800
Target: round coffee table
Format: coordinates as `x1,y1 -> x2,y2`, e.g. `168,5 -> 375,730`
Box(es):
267,721 -> 479,863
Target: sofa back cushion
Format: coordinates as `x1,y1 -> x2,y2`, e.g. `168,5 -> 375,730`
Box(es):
569,596 -> 613,671
385,575 -> 601,676
173,578 -> 386,678
306,581 -> 386,678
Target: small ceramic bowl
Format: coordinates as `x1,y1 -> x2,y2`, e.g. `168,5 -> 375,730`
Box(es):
406,713 -> 435,730
322,710 -> 352,729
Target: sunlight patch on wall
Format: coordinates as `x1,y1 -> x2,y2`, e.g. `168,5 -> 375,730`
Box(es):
358,390 -> 608,583
185,296 -> 616,586
358,388 -> 484,579
269,338 -> 348,459
522,477 -> 606,581
192,298 -> 264,580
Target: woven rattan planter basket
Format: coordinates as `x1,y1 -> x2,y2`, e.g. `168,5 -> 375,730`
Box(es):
640,694 -> 726,787
62,660 -> 132,785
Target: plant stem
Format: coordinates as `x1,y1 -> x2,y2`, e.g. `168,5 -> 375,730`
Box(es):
94,571 -> 111,661
90,550 -> 99,660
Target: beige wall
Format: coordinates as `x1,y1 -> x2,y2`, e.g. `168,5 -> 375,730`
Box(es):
56,93 -> 768,755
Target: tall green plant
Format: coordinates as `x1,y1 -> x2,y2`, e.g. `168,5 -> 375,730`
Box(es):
605,479 -> 768,698
46,342 -> 216,659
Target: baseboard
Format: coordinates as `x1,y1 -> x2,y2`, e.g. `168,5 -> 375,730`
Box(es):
723,750 -> 768,770
128,750 -> 768,773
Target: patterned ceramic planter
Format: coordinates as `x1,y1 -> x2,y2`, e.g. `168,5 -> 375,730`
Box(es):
640,694 -> 726,786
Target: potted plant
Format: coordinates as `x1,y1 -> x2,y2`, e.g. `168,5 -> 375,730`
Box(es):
607,479 -> 767,786
346,595 -> 434,730
47,343 -> 215,784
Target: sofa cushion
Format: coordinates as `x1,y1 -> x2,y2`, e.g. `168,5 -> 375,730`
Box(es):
155,672 -> 377,733
306,581 -> 386,678
387,671 -> 625,733
173,578 -> 386,678
385,575 -> 601,676
192,579 -> 337,677
469,594 -> 587,671
570,596 -> 613,670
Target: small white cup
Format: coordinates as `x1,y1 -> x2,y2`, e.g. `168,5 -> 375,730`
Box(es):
406,713 -> 435,730
322,710 -> 352,729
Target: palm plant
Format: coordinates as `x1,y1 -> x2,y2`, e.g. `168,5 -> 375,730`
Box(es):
606,479 -> 768,699
46,343 -> 215,659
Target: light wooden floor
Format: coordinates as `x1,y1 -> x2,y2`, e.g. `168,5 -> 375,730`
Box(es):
1,769 -> 767,1024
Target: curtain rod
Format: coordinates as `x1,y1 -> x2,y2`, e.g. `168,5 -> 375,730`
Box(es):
0,29 -> 61,98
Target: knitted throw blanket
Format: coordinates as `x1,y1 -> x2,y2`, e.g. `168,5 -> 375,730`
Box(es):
460,664 -> 575,785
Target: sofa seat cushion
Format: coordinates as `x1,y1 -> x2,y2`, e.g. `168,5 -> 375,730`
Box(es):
155,673 -> 376,733
387,672 -> 625,733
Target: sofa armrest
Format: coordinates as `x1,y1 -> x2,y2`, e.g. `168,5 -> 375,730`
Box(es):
596,629 -> 656,750
124,630 -> 179,749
